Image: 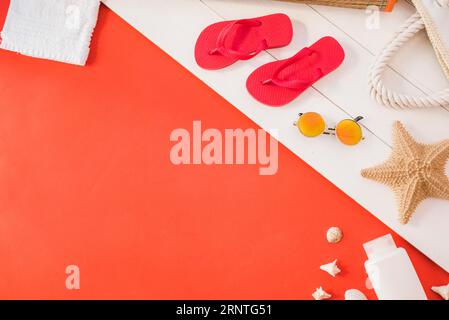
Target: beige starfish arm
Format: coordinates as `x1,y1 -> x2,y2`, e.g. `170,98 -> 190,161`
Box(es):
395,177 -> 426,224
424,172 -> 449,201
361,162 -> 409,185
425,140 -> 449,165
392,122 -> 421,159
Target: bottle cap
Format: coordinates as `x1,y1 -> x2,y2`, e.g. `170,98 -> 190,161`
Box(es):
363,234 -> 397,260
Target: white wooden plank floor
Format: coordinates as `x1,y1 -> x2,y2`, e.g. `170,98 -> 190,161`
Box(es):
102,0 -> 449,271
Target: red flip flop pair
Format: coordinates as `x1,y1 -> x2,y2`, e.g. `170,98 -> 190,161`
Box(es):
195,14 -> 345,107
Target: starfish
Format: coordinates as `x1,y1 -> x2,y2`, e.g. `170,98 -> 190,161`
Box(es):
361,121 -> 449,224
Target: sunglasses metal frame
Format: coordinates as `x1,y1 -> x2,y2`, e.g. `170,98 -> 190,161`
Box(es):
294,113 -> 365,145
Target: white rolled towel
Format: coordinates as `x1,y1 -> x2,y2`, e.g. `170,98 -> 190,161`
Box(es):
0,0 -> 100,66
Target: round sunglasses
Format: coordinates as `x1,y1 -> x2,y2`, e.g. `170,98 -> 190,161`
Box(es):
294,112 -> 364,146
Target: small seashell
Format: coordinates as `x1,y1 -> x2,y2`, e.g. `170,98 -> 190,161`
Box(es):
345,289 -> 368,300
319,259 -> 341,277
432,284 -> 449,300
312,287 -> 332,300
326,227 -> 343,243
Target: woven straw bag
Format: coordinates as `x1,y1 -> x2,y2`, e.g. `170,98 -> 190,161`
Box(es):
369,0 -> 449,108
277,0 -> 397,11
413,0 -> 449,79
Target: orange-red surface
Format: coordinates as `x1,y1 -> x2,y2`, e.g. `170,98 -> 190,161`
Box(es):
0,2 -> 447,299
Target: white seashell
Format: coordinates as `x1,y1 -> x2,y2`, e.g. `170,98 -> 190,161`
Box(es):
320,259 -> 341,277
326,227 -> 343,243
345,289 -> 368,300
432,284 -> 449,300
312,287 -> 332,300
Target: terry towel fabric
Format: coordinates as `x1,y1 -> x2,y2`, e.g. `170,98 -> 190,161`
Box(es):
0,0 -> 100,66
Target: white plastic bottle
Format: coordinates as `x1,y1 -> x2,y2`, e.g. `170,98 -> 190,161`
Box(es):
363,234 -> 427,300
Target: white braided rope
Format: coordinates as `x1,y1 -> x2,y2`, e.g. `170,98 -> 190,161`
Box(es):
368,12 -> 449,109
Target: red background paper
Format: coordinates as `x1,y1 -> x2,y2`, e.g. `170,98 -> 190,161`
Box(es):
0,2 -> 446,299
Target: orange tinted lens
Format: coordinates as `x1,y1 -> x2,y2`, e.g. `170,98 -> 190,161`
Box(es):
335,119 -> 362,145
297,112 -> 326,137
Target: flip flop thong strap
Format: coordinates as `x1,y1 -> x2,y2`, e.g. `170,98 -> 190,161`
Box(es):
210,19 -> 268,60
263,47 -> 323,90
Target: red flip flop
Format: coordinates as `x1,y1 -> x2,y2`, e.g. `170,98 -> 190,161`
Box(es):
195,14 -> 293,70
246,37 -> 345,106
